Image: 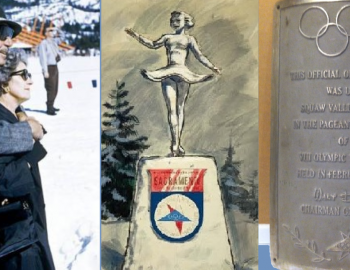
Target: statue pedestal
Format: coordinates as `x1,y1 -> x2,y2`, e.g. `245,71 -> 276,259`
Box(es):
123,156 -> 234,270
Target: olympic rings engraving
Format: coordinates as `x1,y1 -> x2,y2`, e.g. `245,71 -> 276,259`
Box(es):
299,6 -> 329,39
299,5 -> 350,57
316,23 -> 348,57
336,5 -> 350,36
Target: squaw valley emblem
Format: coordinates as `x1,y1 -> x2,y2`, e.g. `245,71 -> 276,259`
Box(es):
148,168 -> 206,242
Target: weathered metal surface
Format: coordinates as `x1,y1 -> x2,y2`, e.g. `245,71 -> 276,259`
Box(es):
270,1 -> 350,269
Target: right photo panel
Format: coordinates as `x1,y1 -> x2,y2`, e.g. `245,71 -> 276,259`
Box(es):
260,0 -> 350,269
101,0 -> 258,269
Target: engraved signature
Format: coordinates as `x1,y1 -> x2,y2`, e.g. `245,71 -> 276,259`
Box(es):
314,188 -> 337,201
340,191 -> 350,203
314,188 -> 350,203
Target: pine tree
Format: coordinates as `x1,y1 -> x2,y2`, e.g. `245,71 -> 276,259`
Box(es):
220,137 -> 247,207
245,170 -> 258,221
247,170 -> 258,201
101,81 -> 149,220
221,137 -> 244,187
220,139 -> 258,221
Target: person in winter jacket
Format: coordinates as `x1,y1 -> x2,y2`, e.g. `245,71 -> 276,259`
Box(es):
38,25 -> 64,116
0,50 -> 55,270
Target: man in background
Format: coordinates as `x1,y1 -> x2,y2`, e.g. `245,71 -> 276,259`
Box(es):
0,7 -> 44,153
38,24 -> 64,115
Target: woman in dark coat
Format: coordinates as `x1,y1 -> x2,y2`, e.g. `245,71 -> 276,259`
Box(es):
0,50 -> 55,270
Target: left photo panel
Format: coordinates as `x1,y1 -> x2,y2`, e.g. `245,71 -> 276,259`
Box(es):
0,1 -> 100,270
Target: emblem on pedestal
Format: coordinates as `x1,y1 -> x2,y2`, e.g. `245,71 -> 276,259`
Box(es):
148,168 -> 206,242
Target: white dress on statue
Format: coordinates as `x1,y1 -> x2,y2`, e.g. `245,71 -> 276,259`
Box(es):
140,34 -> 215,83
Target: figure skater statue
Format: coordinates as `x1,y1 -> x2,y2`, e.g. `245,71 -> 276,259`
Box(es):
125,11 -> 220,157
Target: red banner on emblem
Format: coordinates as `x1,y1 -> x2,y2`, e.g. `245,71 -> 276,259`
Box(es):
148,169 -> 206,192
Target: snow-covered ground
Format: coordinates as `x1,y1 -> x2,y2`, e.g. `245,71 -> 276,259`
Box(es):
23,55 -> 100,270
9,0 -> 100,25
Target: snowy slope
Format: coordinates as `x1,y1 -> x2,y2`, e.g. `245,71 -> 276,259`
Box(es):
8,0 -> 100,25
23,55 -> 100,270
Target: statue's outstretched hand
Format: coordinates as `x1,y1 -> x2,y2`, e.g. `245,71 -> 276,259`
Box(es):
125,28 -> 137,39
212,67 -> 221,75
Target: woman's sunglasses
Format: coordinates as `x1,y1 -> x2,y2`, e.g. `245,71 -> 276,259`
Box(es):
10,69 -> 32,81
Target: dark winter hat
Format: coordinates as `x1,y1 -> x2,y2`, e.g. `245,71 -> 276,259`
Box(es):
0,7 -> 22,38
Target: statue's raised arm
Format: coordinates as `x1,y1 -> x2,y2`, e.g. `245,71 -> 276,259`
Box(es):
125,28 -> 165,50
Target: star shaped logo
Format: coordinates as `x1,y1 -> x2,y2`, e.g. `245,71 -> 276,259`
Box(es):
152,193 -> 200,241
158,204 -> 191,234
327,231 -> 350,261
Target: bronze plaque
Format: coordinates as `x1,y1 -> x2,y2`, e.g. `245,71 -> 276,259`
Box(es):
270,0 -> 350,269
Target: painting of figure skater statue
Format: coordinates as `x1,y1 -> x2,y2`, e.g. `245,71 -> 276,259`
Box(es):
125,10 -> 221,157
101,0 -> 258,269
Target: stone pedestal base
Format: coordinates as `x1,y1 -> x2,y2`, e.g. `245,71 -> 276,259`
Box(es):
123,156 -> 234,270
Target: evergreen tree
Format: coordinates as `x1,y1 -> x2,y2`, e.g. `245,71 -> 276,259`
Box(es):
220,137 -> 246,207
234,170 -> 259,221
220,136 -> 258,221
101,81 -> 149,220
221,137 -> 244,187
247,170 -> 258,201
244,170 -> 258,221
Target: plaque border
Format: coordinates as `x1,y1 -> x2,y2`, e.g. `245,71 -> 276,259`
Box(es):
270,0 -> 349,269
